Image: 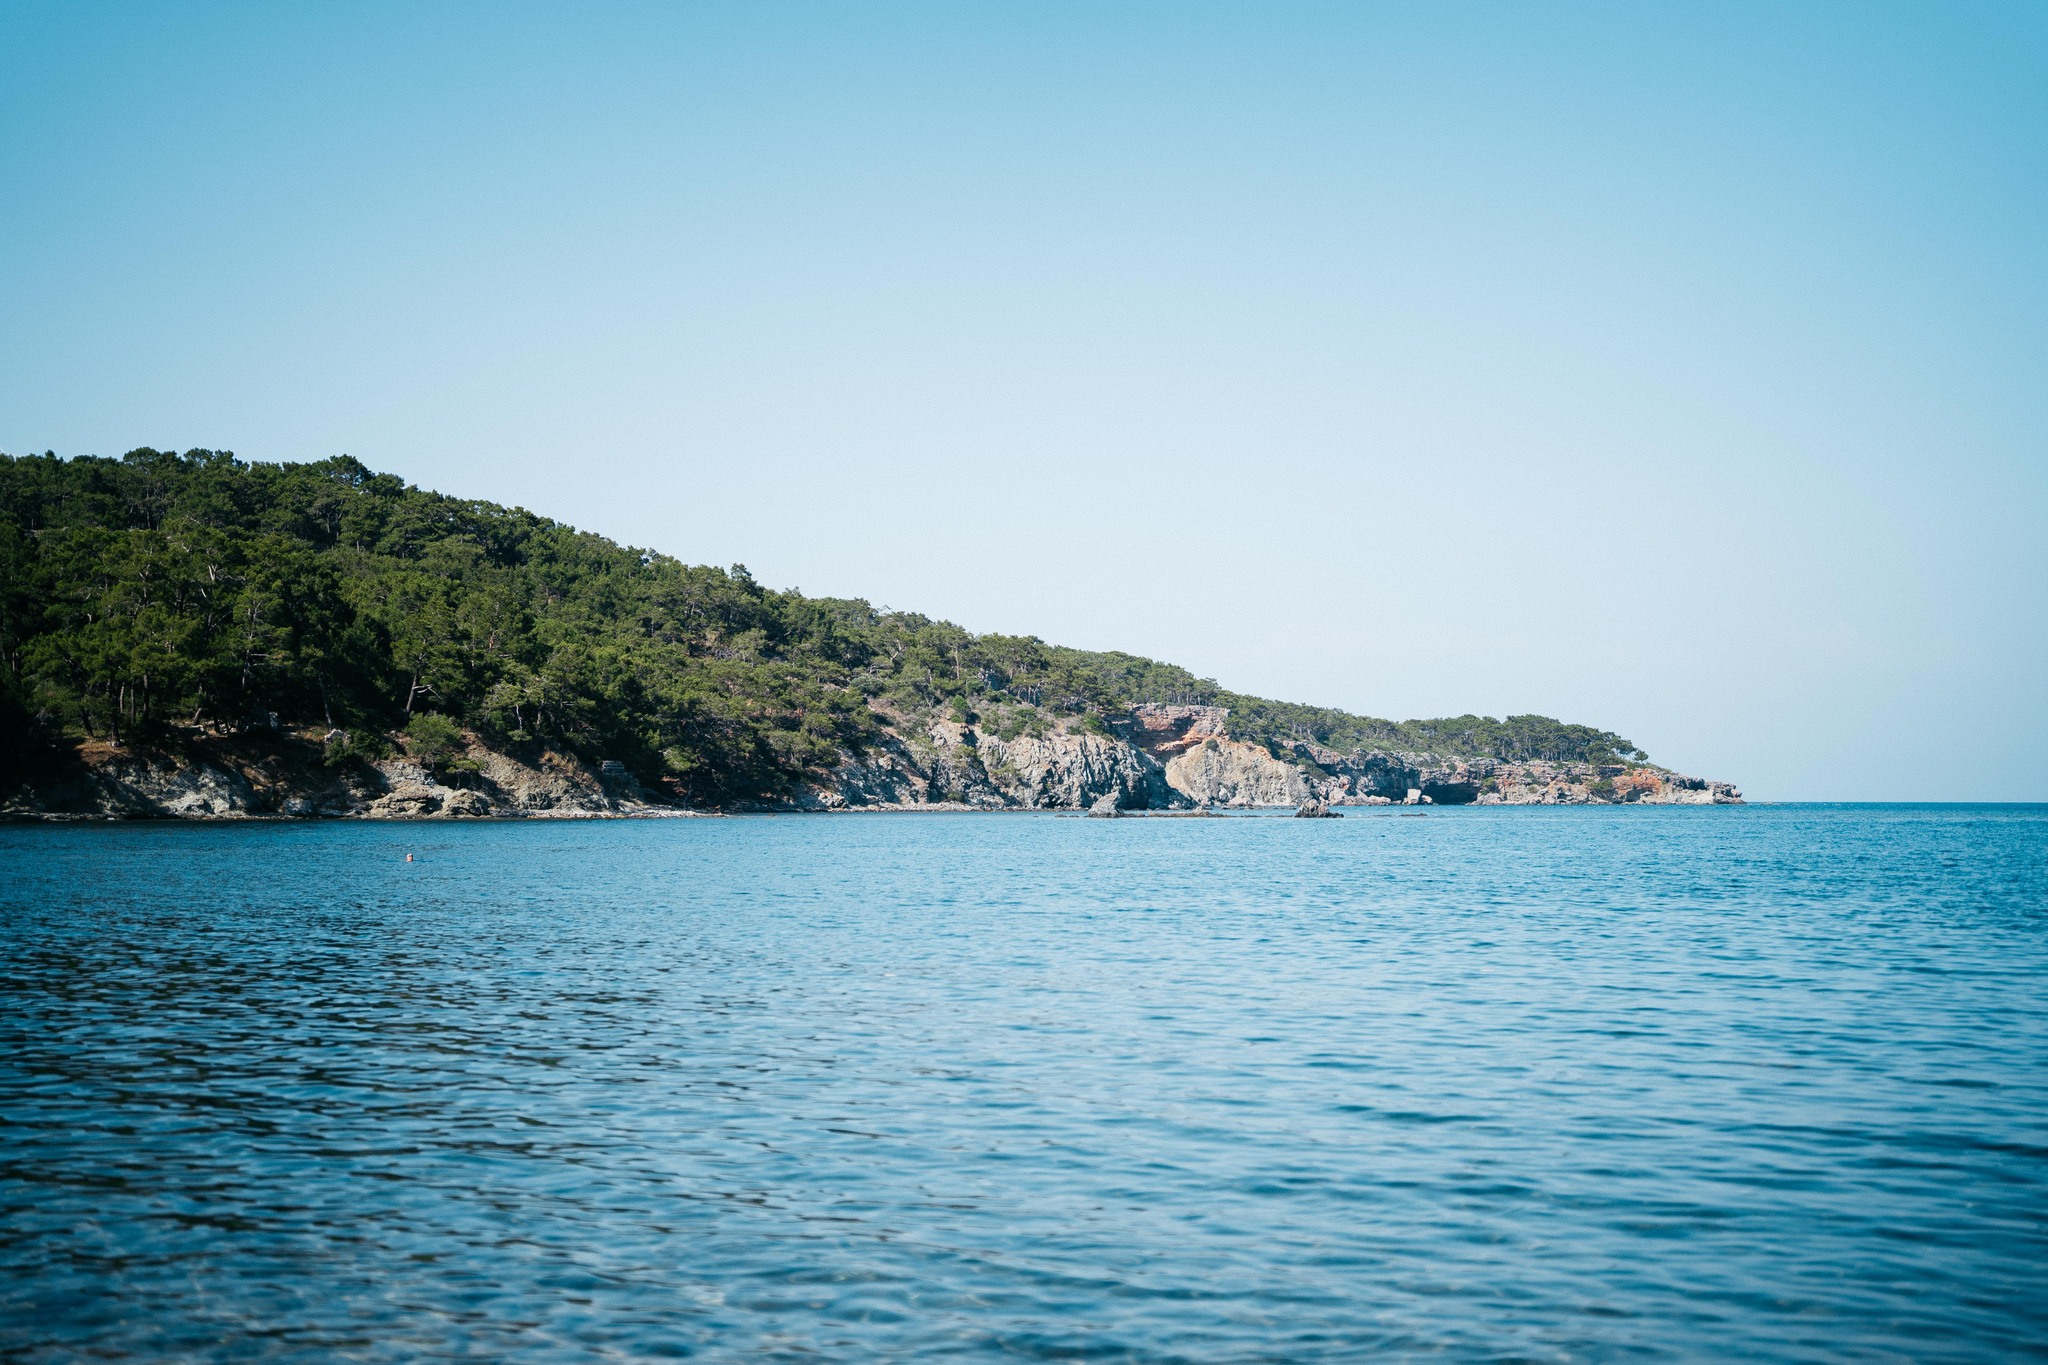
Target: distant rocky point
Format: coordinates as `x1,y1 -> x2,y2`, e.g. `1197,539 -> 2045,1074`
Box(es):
792,702 -> 1737,814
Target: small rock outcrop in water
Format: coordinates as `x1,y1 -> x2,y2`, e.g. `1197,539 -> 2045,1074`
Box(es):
1294,799 -> 1339,818
1087,792 -> 1124,818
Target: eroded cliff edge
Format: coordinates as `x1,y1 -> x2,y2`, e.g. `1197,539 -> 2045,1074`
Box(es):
796,703 -> 1739,812
4,703 -> 1737,819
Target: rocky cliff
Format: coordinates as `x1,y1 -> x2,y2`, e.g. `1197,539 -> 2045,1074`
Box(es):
789,703 -> 1737,812
3,702 -> 1737,819
1107,705 -> 1739,808
788,717 -> 1188,812
1,727 -> 676,821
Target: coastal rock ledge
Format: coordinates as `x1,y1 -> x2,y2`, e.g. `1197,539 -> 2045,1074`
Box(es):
2,703 -> 1738,820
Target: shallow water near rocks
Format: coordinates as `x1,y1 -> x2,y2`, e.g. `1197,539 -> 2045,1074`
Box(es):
2,805 -> 2045,1362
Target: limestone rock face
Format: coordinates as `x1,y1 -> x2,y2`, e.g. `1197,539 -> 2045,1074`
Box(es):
813,738 -> 927,807
976,731 -> 1185,810
1293,751 -> 1742,806
1,728 -> 687,820
807,724 -> 1189,811
804,706 -> 1739,811
360,745 -> 654,818
1110,705 -> 1231,760
361,776 -> 491,819
442,789 -> 493,817
366,779 -> 448,818
106,754 -> 259,817
1162,739 -> 1308,808
1,743 -> 357,819
461,748 -> 619,814
3,700 -> 1739,818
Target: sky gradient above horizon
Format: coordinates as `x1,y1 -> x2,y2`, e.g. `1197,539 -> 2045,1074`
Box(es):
4,2 -> 2044,800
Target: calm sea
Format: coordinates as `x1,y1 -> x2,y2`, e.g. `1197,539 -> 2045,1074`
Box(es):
2,806 -> 2044,1362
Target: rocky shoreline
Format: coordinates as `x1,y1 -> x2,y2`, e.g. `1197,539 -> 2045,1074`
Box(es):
795,704 -> 1739,812
2,704 -> 1738,820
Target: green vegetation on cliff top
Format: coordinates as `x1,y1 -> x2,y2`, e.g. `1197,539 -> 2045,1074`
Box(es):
0,449 -> 1647,803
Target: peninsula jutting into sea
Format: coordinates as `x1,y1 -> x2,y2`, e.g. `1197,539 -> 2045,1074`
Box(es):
0,449 -> 1738,818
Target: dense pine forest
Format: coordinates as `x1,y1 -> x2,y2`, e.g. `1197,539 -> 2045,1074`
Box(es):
0,449 -> 1647,804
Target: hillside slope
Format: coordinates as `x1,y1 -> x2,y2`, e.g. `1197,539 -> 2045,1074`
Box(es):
0,449 -> 1738,815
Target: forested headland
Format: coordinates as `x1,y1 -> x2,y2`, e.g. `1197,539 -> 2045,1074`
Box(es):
1,449 -> 1649,806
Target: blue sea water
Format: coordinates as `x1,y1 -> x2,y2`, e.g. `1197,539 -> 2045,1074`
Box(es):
1,805 -> 2044,1362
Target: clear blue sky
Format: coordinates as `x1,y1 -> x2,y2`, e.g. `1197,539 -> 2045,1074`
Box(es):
4,2 -> 2043,799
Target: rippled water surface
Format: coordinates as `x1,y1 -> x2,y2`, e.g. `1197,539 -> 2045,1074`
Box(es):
3,806 -> 2046,1362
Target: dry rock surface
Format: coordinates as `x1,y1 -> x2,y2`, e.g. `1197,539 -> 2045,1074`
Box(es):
2,730 -> 683,821
792,703 -> 1738,812
4,704 -> 1738,820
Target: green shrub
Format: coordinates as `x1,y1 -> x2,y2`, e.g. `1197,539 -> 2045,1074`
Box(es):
322,728 -> 390,768
404,712 -> 465,769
